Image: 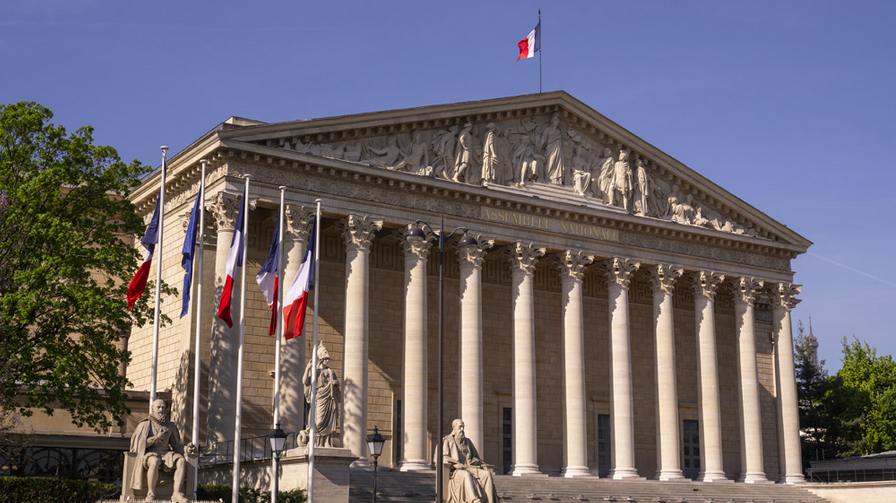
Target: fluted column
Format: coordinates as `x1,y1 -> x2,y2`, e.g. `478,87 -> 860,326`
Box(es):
773,283 -> 806,484
457,235 -> 493,454
280,205 -> 314,435
506,242 -> 545,476
558,250 -> 594,478
650,264 -> 685,481
693,271 -> 729,482
338,214 -> 383,463
399,225 -> 433,472
205,192 -> 239,445
734,277 -> 769,483
602,257 -> 642,480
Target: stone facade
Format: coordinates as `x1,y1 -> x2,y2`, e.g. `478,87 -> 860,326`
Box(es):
126,92 -> 811,483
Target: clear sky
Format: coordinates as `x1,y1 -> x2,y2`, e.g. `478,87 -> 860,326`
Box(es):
3,1 -> 894,371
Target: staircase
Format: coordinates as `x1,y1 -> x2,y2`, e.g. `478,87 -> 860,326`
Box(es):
348,470 -> 831,503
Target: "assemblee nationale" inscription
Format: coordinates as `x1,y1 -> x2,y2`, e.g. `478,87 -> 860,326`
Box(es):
481,207 -> 620,242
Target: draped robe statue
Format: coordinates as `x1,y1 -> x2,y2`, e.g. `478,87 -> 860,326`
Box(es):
303,342 -> 341,447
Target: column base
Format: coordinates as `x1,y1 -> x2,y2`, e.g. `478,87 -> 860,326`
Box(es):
560,466 -> 592,478
654,469 -> 686,481
697,470 -> 733,483
738,472 -> 772,484
779,474 -> 807,484
608,467 -> 645,480
510,463 -> 546,477
399,459 -> 433,472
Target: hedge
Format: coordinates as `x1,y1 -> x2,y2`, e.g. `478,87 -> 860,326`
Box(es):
198,485 -> 306,503
0,477 -> 117,501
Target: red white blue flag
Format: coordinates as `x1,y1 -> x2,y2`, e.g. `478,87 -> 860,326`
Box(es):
217,187 -> 247,328
283,221 -> 315,340
517,20 -> 541,60
179,184 -> 203,318
127,188 -> 162,310
256,216 -> 280,336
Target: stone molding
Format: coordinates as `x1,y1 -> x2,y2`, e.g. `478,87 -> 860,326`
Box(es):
692,270 -> 725,300
556,250 -> 594,282
601,257 -> 640,289
505,242 -> 546,275
648,264 -> 684,295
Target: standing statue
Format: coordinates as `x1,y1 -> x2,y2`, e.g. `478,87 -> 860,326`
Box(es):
303,342 -> 341,447
129,399 -> 191,502
431,125 -> 459,180
494,127 -> 513,186
512,135 -> 543,187
609,149 -> 633,212
481,123 -> 498,186
595,147 -> 616,203
634,158 -> 650,216
442,419 -> 498,503
453,122 -> 475,184
571,145 -> 592,197
538,113 -> 565,185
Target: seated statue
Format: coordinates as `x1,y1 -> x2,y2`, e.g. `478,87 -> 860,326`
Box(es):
442,419 -> 498,503
128,399 -> 191,502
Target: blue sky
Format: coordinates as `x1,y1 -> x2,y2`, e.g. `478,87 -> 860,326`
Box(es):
3,1 -> 894,371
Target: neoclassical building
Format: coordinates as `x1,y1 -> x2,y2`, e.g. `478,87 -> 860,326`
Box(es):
127,92 -> 811,483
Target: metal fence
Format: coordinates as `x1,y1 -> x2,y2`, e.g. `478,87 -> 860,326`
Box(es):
807,467 -> 896,483
200,431 -> 301,467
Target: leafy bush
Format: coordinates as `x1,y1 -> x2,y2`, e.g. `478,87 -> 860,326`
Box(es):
0,476 -> 116,501
196,484 -> 306,503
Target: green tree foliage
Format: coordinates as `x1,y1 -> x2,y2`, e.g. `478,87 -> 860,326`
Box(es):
794,321 -> 835,465
0,102 -> 170,432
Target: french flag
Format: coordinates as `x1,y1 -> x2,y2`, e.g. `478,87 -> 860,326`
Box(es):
127,189 -> 162,310
217,187 -> 246,328
283,221 -> 315,340
255,216 -> 280,336
179,184 -> 203,318
517,20 -> 541,60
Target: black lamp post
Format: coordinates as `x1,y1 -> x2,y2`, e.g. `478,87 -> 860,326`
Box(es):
412,215 -> 470,503
366,425 -> 386,503
269,422 -> 287,503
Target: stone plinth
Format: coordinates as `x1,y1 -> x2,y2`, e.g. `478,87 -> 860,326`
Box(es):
120,452 -> 198,502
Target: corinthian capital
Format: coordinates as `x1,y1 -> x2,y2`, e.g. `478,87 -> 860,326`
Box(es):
601,257 -> 640,289
401,224 -> 434,261
206,192 -> 240,232
649,264 -> 684,294
338,214 -> 383,251
772,283 -> 802,310
285,204 -> 316,245
692,271 -> 725,299
556,250 -> 594,282
456,234 -> 494,268
505,242 -> 545,275
733,277 -> 764,306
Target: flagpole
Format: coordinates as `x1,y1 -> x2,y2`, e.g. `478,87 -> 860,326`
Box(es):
190,159 -> 206,500
231,175 -> 251,503
272,186 -> 286,503
307,199 -> 322,503
149,146 -> 168,410
538,9 -> 542,94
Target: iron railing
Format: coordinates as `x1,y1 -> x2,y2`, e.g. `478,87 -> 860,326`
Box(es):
200,431 -> 300,466
807,466 -> 896,483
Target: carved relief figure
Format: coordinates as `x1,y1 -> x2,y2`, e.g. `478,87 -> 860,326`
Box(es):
572,145 -> 592,197
634,158 -> 650,215
442,419 -> 498,503
538,113 -> 565,185
481,123 -> 498,186
596,148 -> 615,203
453,122 -> 475,184
364,136 -> 401,168
495,127 -> 513,186
431,125 -> 459,180
129,399 -> 191,502
303,342 -> 341,447
609,149 -> 633,212
390,130 -> 429,174
512,135 -> 543,187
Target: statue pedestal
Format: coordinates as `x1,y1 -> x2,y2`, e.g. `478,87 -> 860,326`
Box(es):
120,452 -> 198,502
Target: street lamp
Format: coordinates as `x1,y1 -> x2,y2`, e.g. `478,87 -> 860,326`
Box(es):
366,425 -> 386,503
413,215 -> 469,503
269,422 -> 287,503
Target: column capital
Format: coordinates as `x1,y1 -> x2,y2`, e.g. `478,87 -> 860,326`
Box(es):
456,234 -> 494,268
772,283 -> 802,310
601,257 -> 640,289
338,214 -> 383,251
733,277 -> 764,306
401,224 -> 434,260
206,192 -> 240,232
505,242 -> 545,275
556,250 -> 594,282
692,270 -> 725,300
648,264 -> 684,294
285,204 -> 316,245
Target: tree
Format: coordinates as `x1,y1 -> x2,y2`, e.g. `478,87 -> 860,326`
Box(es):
0,102 -> 169,432
794,320 -> 835,465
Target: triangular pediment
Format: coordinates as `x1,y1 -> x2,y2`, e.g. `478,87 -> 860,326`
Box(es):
209,91 -> 809,249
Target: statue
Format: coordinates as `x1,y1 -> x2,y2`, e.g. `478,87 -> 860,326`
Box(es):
128,399 -> 192,502
480,123 -> 498,186
571,145 -> 592,197
431,125 -> 459,180
595,147 -> 615,203
512,135 -> 542,187
303,342 -> 341,447
538,113 -> 565,186
634,158 -> 650,215
442,419 -> 498,503
390,130 -> 429,174
494,127 -> 513,186
364,136 -> 401,168
609,149 -> 633,212
453,122 -> 475,184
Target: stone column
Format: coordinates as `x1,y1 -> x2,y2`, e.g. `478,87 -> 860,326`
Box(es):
399,225 -> 433,472
733,277 -> 769,483
506,242 -> 545,476
338,214 -> 383,463
693,271 -> 729,482
279,205 -> 314,435
205,192 -> 239,446
457,235 -> 494,455
649,264 -> 685,481
558,250 -> 593,478
773,283 -> 806,484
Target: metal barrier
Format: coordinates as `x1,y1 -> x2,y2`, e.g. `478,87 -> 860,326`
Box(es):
200,431 -> 300,466
807,467 -> 896,483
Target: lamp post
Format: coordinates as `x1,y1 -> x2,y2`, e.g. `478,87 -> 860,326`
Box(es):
411,215 -> 469,503
366,425 -> 386,503
269,422 -> 287,503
